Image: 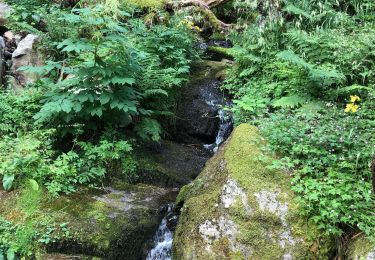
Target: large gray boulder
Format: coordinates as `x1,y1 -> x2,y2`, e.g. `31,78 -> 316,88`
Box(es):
0,2 -> 10,26
173,124 -> 334,259
11,34 -> 42,89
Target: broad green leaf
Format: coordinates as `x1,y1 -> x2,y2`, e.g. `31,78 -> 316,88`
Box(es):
29,179 -> 39,191
6,249 -> 15,260
61,99 -> 73,113
3,174 -> 15,191
99,94 -> 111,105
111,77 -> 135,85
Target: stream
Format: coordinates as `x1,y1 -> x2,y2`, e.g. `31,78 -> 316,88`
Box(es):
146,63 -> 233,259
146,205 -> 174,260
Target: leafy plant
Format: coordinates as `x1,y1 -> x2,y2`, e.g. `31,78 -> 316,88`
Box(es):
20,6 -> 199,141
224,0 -> 375,239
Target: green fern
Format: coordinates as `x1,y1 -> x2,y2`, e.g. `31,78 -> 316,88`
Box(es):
272,95 -> 309,108
337,85 -> 375,95
276,50 -> 312,69
277,50 -> 345,88
134,118 -> 162,141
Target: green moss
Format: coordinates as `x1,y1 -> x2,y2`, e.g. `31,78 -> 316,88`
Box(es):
173,124 -> 334,259
1,182 -> 164,259
125,0 -> 166,8
347,235 -> 375,259
175,179 -> 204,206
209,32 -> 227,40
190,60 -> 229,82
207,46 -> 235,60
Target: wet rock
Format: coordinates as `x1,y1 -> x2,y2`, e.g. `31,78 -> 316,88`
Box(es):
173,61 -> 229,144
0,36 -> 4,86
11,34 -> 42,89
42,253 -> 97,260
166,208 -> 179,231
4,31 -> 18,54
176,79 -> 221,142
135,140 -> 211,186
347,235 -> 375,260
45,184 -> 176,260
1,183 -> 176,260
207,39 -> 233,48
173,124 -> 334,259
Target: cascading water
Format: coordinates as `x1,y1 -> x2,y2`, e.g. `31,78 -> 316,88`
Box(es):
146,205 -> 174,260
146,89 -> 233,259
147,40 -> 234,260
204,107 -> 233,153
203,83 -> 233,153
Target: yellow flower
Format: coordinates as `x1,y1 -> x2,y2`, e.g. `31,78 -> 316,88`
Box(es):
193,25 -> 203,32
344,103 -> 359,113
350,95 -> 361,103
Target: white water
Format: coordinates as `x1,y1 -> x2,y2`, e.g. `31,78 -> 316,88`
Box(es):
146,206 -> 174,260
204,108 -> 233,153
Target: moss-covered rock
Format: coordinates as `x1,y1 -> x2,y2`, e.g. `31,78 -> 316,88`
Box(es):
347,235 -> 375,260
42,253 -> 102,260
207,46 -> 234,61
1,183 -> 176,260
172,124 -> 334,259
46,184 -> 178,259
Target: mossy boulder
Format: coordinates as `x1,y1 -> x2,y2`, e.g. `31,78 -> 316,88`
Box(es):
1,183 -> 176,260
172,124 -> 334,259
42,253 -> 102,259
207,46 -> 234,61
347,235 -> 375,260
45,184 -> 176,259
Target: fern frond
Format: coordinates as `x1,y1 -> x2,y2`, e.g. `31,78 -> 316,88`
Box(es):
134,118 -> 162,142
283,4 -> 313,20
337,85 -> 375,95
272,95 -> 309,108
308,68 -> 346,87
144,89 -> 169,97
276,50 -> 312,69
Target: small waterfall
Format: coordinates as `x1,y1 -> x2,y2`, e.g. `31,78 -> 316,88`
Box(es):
203,82 -> 233,153
146,205 -> 174,260
204,108 -> 233,153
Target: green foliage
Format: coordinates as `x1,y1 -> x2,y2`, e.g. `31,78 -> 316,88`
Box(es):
44,137 -> 133,196
0,1 -> 201,258
0,129 -> 134,195
0,131 -> 54,191
18,6 -> 199,141
0,89 -> 43,135
0,183 -> 72,258
272,95 -> 309,108
293,169 -> 373,236
224,0 -> 375,239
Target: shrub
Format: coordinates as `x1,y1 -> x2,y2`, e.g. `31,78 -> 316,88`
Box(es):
223,0 -> 375,238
